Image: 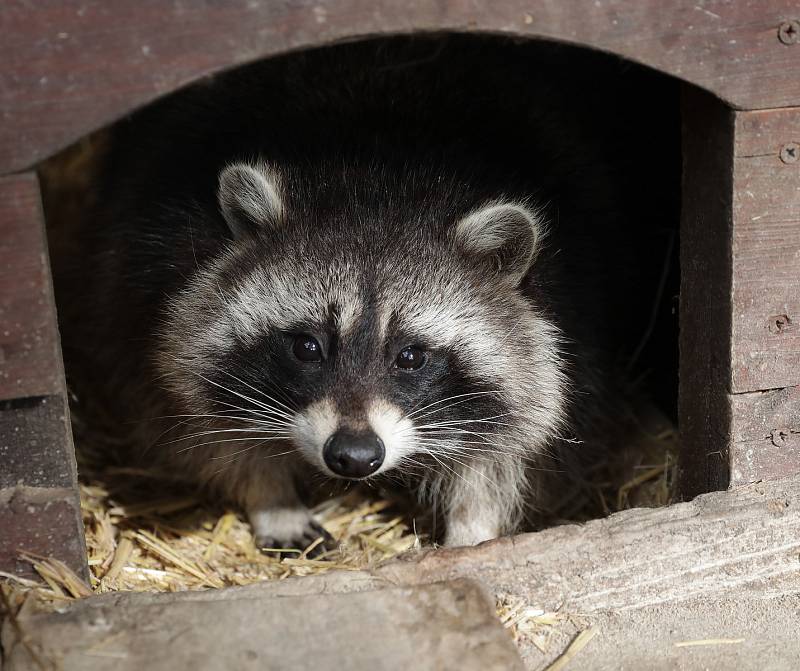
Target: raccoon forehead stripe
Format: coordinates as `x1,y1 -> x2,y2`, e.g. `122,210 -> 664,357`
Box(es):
221,266 -> 364,343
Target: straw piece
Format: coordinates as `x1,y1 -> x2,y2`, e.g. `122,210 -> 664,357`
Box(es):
132,530 -> 223,588
543,626 -> 599,671
674,638 -> 746,647
19,553 -> 92,599
104,536 -> 134,581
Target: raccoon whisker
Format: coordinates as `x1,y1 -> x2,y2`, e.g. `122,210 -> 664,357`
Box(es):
439,453 -> 503,494
211,395 -> 296,422
165,427 -> 293,446
210,446 -> 296,461
187,370 -> 296,420
409,444 -> 475,489
177,435 -> 293,453
154,412 -> 290,428
393,414 -> 514,438
405,391 -> 503,420
215,368 -> 298,415
412,439 -> 512,455
417,428 -> 512,445
209,446 -> 296,476
412,413 -> 513,428
412,440 -> 519,462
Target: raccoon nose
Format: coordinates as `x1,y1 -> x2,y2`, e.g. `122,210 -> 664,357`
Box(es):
323,430 -> 385,479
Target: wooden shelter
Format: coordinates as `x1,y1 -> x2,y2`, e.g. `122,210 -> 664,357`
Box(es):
1,0 -> 798,577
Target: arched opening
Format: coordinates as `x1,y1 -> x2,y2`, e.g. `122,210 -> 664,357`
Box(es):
39,33 -> 681,589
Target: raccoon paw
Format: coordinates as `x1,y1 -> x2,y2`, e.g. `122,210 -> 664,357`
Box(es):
250,508 -> 333,559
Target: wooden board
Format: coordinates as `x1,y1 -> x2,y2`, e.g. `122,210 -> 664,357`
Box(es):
678,87 -> 735,496
2,0 -> 800,173
0,171 -> 87,580
10,475 -> 798,670
2,580 -> 526,671
731,108 -> 800,393
730,385 -> 800,485
0,173 -> 64,401
680,90 -> 800,493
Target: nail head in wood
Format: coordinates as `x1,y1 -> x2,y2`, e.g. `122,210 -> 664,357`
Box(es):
778,20 -> 800,45
779,142 -> 800,163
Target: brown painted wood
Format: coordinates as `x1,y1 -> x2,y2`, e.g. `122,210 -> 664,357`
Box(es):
0,173 -> 64,401
2,0 -> 800,173
678,87 -> 735,497
731,108 -> 800,393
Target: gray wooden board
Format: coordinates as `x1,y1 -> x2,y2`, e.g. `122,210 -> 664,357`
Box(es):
730,385 -> 800,485
4,475 -> 800,670
731,106 -> 800,394
0,579 -> 524,671
2,0 -> 800,172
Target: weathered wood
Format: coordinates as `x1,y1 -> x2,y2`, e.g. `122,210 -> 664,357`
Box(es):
0,173 -> 63,400
0,483 -> 86,582
679,91 -> 800,493
1,579 -> 525,671
731,107 -> 800,393
0,171 -> 87,581
2,0 -> 800,173
678,87 -> 734,496
730,385 -> 800,485
9,475 -> 799,670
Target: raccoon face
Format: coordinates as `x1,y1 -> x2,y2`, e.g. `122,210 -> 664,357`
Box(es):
158,161 -> 567,482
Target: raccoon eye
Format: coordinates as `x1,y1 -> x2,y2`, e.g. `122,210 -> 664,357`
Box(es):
292,335 -> 323,362
395,346 -> 426,371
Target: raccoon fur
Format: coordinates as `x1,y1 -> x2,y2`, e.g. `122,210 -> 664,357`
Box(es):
53,37 -> 678,549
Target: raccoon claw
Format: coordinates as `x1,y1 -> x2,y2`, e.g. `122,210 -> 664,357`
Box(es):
254,519 -> 333,559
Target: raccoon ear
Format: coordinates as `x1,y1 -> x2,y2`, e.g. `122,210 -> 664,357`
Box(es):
454,202 -> 542,284
217,162 -> 284,238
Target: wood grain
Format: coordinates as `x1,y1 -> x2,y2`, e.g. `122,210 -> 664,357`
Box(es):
730,385 -> 800,485
17,474 -> 799,669
0,173 -> 64,400
731,107 -> 800,393
2,0 -> 800,173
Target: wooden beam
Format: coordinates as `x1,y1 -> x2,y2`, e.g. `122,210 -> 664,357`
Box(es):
2,0 -> 800,172
0,172 -> 87,581
678,87 -> 735,496
0,173 -> 64,401
679,90 -> 800,494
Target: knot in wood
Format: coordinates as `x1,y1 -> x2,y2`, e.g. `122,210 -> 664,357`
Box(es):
778,20 -> 800,45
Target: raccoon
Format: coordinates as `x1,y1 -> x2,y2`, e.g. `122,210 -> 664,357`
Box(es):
53,37 -> 677,550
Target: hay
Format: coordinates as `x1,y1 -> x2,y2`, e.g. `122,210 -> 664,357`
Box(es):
3,398 -> 677,607
77,469 -> 421,596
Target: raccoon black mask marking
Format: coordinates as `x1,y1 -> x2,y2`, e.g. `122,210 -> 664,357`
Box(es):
148,158 -> 567,547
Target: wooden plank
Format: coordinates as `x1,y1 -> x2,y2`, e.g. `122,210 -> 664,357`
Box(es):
1,580 -> 525,671
678,86 -> 734,497
0,172 -> 63,400
731,107 -> 800,393
0,171 -> 87,581
1,0 -> 800,173
730,385 -> 800,485
679,94 -> 800,493
18,475 -> 798,669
